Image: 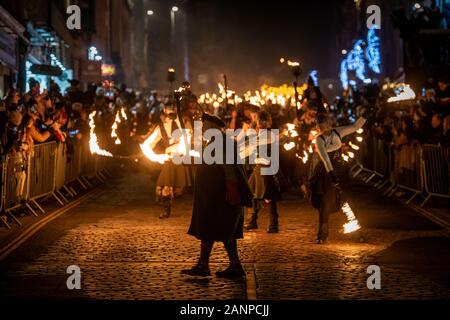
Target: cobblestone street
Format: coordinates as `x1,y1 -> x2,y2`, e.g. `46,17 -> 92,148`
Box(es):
1,168 -> 450,300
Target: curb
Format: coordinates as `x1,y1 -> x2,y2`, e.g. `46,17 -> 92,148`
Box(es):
0,188 -> 106,261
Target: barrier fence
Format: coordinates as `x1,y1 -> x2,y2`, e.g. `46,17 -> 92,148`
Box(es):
351,135 -> 450,207
0,140 -> 111,229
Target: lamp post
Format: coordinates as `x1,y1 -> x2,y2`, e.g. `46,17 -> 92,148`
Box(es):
146,10 -> 154,88
291,63 -> 302,117
170,6 -> 178,68
167,67 -> 176,100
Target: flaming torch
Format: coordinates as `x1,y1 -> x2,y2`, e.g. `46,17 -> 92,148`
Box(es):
341,202 -> 361,233
111,110 -> 121,145
139,129 -> 170,164
88,111 -> 113,157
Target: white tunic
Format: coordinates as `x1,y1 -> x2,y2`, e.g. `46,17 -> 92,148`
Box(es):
316,117 -> 366,173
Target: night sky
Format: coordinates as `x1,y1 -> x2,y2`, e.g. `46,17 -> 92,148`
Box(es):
186,0 -> 340,92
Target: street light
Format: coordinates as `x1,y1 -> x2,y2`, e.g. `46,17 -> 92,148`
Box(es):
147,10 -> 154,16
171,7 -> 179,70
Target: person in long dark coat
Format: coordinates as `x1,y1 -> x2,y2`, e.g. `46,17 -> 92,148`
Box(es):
182,113 -> 253,278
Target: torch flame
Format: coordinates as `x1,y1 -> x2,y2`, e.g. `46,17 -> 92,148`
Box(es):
341,202 -> 361,233
284,142 -> 296,151
121,108 -> 127,120
139,129 -> 170,164
349,142 -> 360,150
111,110 -> 122,145
88,111 -> 113,157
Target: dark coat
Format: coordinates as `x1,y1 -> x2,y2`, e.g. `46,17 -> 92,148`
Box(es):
309,150 -> 348,215
188,136 -> 253,242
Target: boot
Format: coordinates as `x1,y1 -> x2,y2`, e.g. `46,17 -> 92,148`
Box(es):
216,240 -> 245,278
159,196 -> 172,219
316,223 -> 329,244
244,200 -> 259,230
267,201 -> 279,233
181,241 -> 213,276
244,213 -> 258,230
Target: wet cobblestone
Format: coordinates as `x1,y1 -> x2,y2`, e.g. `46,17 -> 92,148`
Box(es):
1,173 -> 449,299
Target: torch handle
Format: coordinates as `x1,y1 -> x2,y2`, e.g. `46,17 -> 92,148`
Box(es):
294,80 -> 300,117
175,92 -> 189,155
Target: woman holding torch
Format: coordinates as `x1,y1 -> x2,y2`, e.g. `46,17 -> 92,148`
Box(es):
309,108 -> 375,243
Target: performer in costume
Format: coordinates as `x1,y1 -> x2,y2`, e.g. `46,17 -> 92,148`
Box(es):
309,108 -> 374,243
147,102 -> 192,219
182,113 -> 253,278
244,111 -> 282,233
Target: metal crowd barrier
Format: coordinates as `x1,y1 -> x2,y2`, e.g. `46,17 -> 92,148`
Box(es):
1,139 -> 111,229
1,158 -> 8,228
351,136 -> 393,190
421,144 -> 450,207
386,143 -> 423,203
352,136 -> 450,207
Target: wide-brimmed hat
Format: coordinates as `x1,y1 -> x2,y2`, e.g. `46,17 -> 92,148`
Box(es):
201,112 -> 226,128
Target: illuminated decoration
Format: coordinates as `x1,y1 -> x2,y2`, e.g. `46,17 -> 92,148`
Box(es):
387,83 -> 416,103
347,40 -> 367,82
50,53 -> 66,71
88,46 -> 102,61
366,27 -> 381,74
102,64 -> 116,77
340,60 -> 349,90
25,61 -> 48,92
309,70 -> 319,86
339,27 -> 382,89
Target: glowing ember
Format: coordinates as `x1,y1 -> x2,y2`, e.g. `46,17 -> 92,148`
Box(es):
341,202 -> 361,233
296,150 -> 309,164
120,108 -> 127,120
88,111 -> 113,157
349,142 -> 360,150
284,142 -> 296,151
112,112 -> 121,144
